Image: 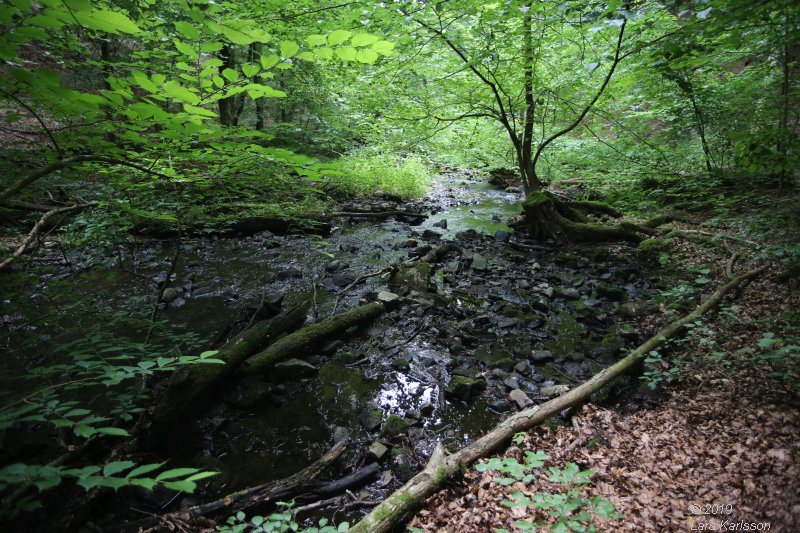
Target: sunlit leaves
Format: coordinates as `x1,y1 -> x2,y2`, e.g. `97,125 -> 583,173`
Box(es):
280,40 -> 300,58
71,9 -> 141,35
327,29 -> 352,46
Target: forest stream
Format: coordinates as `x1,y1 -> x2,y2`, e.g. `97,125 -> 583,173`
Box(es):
1,169 -> 662,524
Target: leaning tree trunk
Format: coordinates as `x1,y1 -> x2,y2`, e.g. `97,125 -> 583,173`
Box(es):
349,264 -> 767,533
147,300 -> 310,430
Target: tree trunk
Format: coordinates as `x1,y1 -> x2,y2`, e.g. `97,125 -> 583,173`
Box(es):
147,300 -> 310,430
349,264 -> 767,533
218,45 -> 237,126
240,301 -> 385,374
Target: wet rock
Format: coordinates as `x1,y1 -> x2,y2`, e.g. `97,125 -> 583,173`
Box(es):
162,287 -> 183,303
322,340 -> 343,355
409,244 -> 432,258
503,376 -> 520,389
509,389 -> 533,409
616,300 -> 653,317
557,287 -> 581,299
332,426 -> 351,444
367,441 -> 390,462
320,277 -> 338,291
405,409 -> 422,421
514,360 -> 532,375
401,239 -> 418,248
325,260 -> 344,271
495,230 -> 510,243
219,287 -> 238,299
381,414 -> 413,437
489,399 -> 511,412
421,229 -> 440,239
275,267 -> 302,280
475,344 -> 515,371
191,286 -> 214,298
333,273 -> 356,287
420,402 -> 435,416
496,316 -> 518,329
227,377 -> 273,408
471,254 -> 488,271
377,291 -> 400,307
433,219 -> 448,229
505,186 -> 522,194
391,261 -> 432,293
391,357 -> 411,372
168,297 -> 186,309
274,359 -> 318,379
531,350 -> 554,362
540,384 -> 570,397
596,285 -> 626,301
445,375 -> 486,401
360,408 -> 383,432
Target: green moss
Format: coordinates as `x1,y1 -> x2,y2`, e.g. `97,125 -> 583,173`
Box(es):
523,191 -> 553,208
637,237 -> 672,262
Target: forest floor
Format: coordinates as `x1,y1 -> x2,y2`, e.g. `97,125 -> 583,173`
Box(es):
409,218 -> 800,532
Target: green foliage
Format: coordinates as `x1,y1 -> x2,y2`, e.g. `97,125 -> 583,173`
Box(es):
478,452 -> 621,533
0,461 -> 217,518
219,503 -> 349,533
323,150 -> 432,199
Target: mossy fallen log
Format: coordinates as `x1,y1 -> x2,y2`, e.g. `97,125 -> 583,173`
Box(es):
350,264 -> 767,533
241,301 -> 385,374
148,300 -> 310,429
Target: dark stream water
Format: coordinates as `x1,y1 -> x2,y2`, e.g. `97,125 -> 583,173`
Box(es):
0,170 -> 657,520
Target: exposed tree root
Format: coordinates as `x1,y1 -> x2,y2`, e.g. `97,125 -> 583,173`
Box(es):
522,192 -> 641,243
349,264 -> 768,533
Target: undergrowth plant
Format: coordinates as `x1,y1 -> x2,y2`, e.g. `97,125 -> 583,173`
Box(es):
475,451 -> 621,532
219,503 -> 349,533
323,150 -> 432,199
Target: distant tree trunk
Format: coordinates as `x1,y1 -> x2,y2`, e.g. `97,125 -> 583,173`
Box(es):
218,45 -> 236,126
670,73 -> 715,176
519,4 -> 541,195
253,43 -> 266,131
776,44 -> 791,189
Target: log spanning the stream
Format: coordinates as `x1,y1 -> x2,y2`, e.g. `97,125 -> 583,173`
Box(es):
148,300 -> 310,429
241,301 -> 386,373
349,264 -> 768,533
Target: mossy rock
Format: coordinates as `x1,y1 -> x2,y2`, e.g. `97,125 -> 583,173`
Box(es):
445,375 -> 486,401
637,238 -> 673,263
391,261 -> 433,293
381,414 -> 413,437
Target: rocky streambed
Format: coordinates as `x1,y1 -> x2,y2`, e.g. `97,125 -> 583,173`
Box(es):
0,169 -> 661,521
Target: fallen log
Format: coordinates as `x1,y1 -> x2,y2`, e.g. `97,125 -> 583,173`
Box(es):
124,441 -> 348,532
241,301 -> 386,374
330,210 -> 427,219
148,300 -> 310,429
350,264 -> 768,533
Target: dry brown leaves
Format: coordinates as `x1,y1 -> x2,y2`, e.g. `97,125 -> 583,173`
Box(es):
410,259 -> 800,532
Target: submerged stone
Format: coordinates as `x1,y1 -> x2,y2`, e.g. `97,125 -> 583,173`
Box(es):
445,375 -> 486,401
381,414 -> 412,437
360,408 -> 383,432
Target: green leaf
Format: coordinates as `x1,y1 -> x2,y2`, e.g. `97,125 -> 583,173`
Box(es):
95,427 -> 129,437
327,30 -> 352,46
183,104 -> 217,118
371,40 -> 395,55
335,47 -> 357,61
72,9 -> 141,35
222,68 -> 239,82
127,462 -> 166,478
162,479 -> 197,492
185,471 -> 218,482
175,21 -> 200,41
351,33 -> 380,47
280,41 -> 300,58
313,47 -> 334,60
131,70 -> 158,93
356,49 -> 379,64
242,64 -> 260,78
174,39 -> 198,58
103,461 -> 135,477
306,34 -> 327,46
156,468 -> 200,481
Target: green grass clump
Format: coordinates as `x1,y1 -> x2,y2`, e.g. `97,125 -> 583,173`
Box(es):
325,151 -> 432,199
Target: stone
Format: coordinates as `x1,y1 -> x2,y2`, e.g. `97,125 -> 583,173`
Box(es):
332,426 -> 351,444
405,409 -> 422,421
381,414 -> 412,437
531,350 -> 554,362
558,287 -> 581,299
325,260 -> 343,272
162,287 -> 183,303
496,316 -> 518,329
489,399 -> 512,412
360,408 -> 383,432
596,285 -> 626,301
273,359 -> 318,379
367,441 -> 390,462
377,291 -> 400,304
227,378 -> 272,409
617,323 -> 638,338
191,286 -> 214,298
445,375 -> 486,401
495,230 -> 510,243
433,219 -> 448,229
503,376 -> 520,389
475,344 -> 515,371
514,360 -> 532,374
471,254 -> 488,271
540,384 -> 570,397
509,389 -> 533,409
616,301 -> 653,317
420,402 -> 435,416
391,357 -> 411,372
168,297 -> 186,309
